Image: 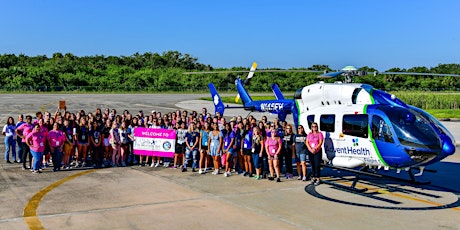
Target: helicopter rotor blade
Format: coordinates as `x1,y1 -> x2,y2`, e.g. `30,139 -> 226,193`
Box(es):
379,72 -> 460,77
318,71 -> 344,78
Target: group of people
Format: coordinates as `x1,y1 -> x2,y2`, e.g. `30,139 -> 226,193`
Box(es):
2,107 -> 324,184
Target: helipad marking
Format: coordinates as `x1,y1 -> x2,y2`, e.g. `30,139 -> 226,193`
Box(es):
335,180 -> 460,211
23,170 -> 96,230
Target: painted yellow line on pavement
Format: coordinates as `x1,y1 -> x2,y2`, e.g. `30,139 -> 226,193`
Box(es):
23,169 -> 96,230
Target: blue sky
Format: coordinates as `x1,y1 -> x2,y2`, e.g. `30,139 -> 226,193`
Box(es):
1,0 -> 459,71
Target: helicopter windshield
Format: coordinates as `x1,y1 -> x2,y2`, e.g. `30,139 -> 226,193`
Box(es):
409,106 -> 456,145
377,106 -> 441,150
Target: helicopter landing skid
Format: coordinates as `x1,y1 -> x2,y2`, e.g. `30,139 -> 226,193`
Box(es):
322,175 -> 368,193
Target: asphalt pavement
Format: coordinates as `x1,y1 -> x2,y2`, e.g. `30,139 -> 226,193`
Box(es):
0,94 -> 459,230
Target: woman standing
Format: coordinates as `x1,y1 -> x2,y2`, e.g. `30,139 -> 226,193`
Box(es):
198,122 -> 210,174
62,119 -> 75,169
89,121 -> 102,168
173,122 -> 187,169
208,122 -> 222,175
265,128 -> 282,182
110,122 -> 121,167
251,127 -> 264,180
241,123 -> 253,177
102,119 -> 113,167
307,122 -> 324,185
76,118 -> 89,167
222,123 -> 235,177
119,121 -> 129,167
281,124 -> 295,179
47,123 -> 66,172
26,124 -> 46,174
184,122 -> 199,172
2,117 -> 16,163
294,125 -> 308,181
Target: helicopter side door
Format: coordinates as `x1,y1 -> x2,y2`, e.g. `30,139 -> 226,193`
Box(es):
370,114 -> 396,167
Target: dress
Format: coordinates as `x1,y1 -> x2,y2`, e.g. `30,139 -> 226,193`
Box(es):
208,131 -> 222,157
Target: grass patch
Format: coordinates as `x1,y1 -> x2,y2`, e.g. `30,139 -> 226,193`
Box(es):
426,109 -> 460,119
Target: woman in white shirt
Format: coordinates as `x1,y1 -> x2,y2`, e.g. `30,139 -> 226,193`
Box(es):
3,117 -> 17,163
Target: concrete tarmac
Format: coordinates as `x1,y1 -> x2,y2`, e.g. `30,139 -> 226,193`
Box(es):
0,94 -> 459,230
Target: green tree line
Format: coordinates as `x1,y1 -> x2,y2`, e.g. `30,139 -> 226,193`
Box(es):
0,51 -> 459,92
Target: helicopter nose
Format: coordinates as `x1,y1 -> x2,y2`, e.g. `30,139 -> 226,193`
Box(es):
442,138 -> 456,156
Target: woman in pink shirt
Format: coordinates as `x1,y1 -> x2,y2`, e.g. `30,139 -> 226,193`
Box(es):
26,124 -> 46,173
265,128 -> 282,182
48,123 -> 66,172
307,122 -> 324,185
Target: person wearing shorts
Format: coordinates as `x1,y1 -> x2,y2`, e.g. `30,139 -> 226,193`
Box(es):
174,122 -> 187,169
251,126 -> 264,180
222,123 -> 235,177
241,123 -> 253,177
198,122 -> 210,174
294,125 -> 308,181
265,128 -> 282,182
62,119 -> 74,169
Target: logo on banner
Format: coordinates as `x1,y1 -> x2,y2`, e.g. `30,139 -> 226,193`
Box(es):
163,141 -> 172,151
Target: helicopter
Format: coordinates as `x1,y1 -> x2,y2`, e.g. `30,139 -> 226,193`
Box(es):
202,64 -> 458,190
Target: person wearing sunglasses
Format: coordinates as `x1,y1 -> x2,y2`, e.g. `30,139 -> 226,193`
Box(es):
307,122 -> 324,185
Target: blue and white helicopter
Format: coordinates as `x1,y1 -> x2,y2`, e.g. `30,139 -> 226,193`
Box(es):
203,64 -> 457,190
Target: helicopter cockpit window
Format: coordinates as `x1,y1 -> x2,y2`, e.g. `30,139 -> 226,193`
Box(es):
380,106 -> 441,149
307,115 -> 315,129
343,114 -> 368,138
320,114 -> 335,132
372,115 -> 394,143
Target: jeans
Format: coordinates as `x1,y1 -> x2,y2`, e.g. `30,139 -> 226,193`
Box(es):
16,137 -> 23,160
30,150 -> 44,171
51,148 -> 63,170
4,135 -> 16,162
308,149 -> 322,178
22,143 -> 32,168
185,147 -> 199,168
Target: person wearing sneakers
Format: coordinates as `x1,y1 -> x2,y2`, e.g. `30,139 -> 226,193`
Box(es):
25,124 -> 46,174
183,122 -> 199,172
241,123 -> 253,177
16,115 -> 34,170
222,123 -> 235,177
198,122 -> 210,174
47,123 -> 66,172
265,128 -> 282,182
294,125 -> 308,181
173,122 -> 187,169
281,124 -> 295,179
3,117 -> 17,164
307,122 -> 324,186
208,122 -> 222,175
251,126 -> 264,180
